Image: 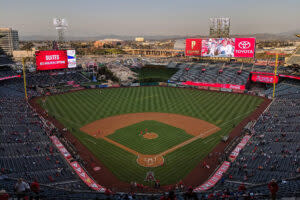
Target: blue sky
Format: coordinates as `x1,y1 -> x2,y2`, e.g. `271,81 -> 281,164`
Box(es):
0,0 -> 299,36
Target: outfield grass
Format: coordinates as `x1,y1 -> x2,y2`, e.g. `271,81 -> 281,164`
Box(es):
107,120 -> 193,154
39,87 -> 263,185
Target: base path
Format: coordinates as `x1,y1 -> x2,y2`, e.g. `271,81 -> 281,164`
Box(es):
80,112 -> 220,167
80,112 -> 219,138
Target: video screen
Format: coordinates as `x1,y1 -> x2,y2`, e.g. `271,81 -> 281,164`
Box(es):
201,38 -> 235,57
36,50 -> 76,70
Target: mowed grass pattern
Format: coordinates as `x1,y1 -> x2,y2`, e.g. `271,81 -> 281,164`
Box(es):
40,87 -> 263,185
107,120 -> 193,155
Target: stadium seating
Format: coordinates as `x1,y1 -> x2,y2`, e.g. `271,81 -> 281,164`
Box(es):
206,81 -> 300,198
0,64 -> 299,199
0,80 -> 92,198
25,70 -> 89,87
169,63 -> 251,85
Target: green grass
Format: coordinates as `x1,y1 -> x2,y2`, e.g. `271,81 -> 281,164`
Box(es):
132,67 -> 178,82
107,120 -> 193,154
39,86 -> 263,185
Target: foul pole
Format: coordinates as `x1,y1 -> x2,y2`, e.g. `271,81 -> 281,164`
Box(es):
22,58 -> 28,100
272,53 -> 278,98
266,51 -> 285,99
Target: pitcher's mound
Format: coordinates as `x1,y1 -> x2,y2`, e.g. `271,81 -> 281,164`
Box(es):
143,132 -> 158,139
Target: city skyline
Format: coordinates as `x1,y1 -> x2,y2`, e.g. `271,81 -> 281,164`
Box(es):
0,0 -> 300,38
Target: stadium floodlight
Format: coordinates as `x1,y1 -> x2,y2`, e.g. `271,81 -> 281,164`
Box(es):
53,18 -> 68,42
209,17 -> 230,38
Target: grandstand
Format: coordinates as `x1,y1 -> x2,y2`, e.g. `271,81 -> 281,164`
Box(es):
169,63 -> 251,85
286,47 -> 300,66
0,80 -> 93,199
0,62 -> 299,199
26,70 -> 89,88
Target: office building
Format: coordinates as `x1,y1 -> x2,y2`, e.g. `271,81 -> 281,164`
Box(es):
0,28 -> 19,55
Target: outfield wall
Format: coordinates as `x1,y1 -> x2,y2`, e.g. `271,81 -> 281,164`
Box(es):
82,81 -> 248,95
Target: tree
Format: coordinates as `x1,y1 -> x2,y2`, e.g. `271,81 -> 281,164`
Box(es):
21,42 -> 34,51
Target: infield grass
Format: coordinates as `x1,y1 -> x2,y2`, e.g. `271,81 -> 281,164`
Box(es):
107,120 -> 193,154
39,86 -> 263,185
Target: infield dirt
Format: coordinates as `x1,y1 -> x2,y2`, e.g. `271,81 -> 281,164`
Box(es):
80,112 -> 219,138
80,112 -> 220,167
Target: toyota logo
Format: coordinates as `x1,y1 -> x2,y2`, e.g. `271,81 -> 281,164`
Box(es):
238,41 -> 251,49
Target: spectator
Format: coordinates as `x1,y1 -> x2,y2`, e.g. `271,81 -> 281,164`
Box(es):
30,179 -> 40,200
268,179 -> 279,200
160,192 -> 168,200
167,190 -> 176,200
15,178 -> 30,200
184,187 -> 198,200
238,183 -> 246,194
0,189 -> 9,200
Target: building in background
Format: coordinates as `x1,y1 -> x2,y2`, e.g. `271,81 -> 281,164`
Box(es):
135,37 -> 145,42
0,28 -> 19,55
209,17 -> 230,38
173,39 -> 185,50
94,39 -> 123,48
12,50 -> 35,60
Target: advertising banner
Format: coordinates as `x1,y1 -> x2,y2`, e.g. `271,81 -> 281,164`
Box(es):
185,38 -> 202,56
36,50 -> 68,70
234,38 -> 255,58
232,89 -> 244,94
0,75 -> 21,81
70,161 -> 105,192
50,136 -> 72,160
183,81 -> 245,90
193,161 -> 230,192
167,83 -> 177,87
130,83 -> 140,87
220,88 -> 232,92
229,135 -> 251,162
198,86 -> 208,90
185,38 -> 255,58
251,74 -> 278,84
209,87 -> 220,91
67,50 -> 76,68
279,74 -> 300,80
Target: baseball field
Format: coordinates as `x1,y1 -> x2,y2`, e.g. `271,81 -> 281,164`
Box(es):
38,86 -> 263,185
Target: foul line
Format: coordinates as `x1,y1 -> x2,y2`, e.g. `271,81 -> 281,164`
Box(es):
100,109 -> 258,160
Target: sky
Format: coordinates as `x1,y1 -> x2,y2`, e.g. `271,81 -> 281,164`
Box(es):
0,0 -> 299,37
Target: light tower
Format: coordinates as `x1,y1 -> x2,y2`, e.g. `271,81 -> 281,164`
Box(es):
209,17 -> 230,38
53,18 -> 68,42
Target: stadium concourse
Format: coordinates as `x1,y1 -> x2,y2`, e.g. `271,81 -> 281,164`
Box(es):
0,63 -> 299,199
